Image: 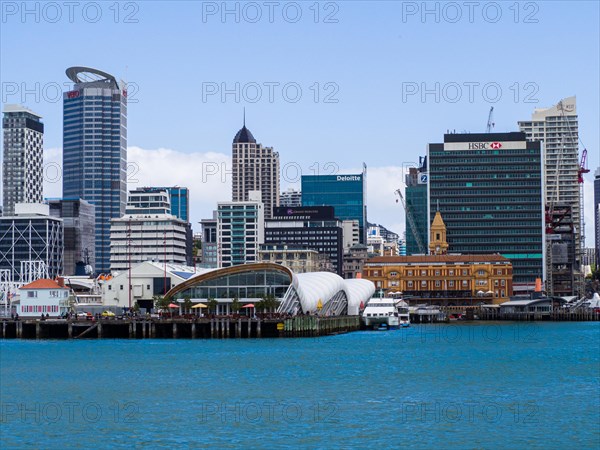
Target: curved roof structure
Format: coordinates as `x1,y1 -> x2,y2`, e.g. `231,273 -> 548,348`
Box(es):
344,278 -> 376,315
292,272 -> 347,313
66,66 -> 118,85
164,263 -> 293,300
161,262 -> 374,316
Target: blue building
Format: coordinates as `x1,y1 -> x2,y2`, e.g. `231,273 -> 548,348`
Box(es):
301,167 -> 367,244
62,67 -> 127,274
161,187 -> 189,222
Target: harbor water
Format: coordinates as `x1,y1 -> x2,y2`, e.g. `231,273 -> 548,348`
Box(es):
1,322 -> 599,449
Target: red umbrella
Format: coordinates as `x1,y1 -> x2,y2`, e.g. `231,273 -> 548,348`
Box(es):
359,301 -> 365,309
168,303 -> 179,308
242,304 -> 254,308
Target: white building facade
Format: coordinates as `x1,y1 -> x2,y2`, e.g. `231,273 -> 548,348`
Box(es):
110,189 -> 188,272
218,191 -> 264,267
2,104 -> 44,217
17,279 -> 70,317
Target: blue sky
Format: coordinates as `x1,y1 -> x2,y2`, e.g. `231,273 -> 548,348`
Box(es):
1,1 -> 599,238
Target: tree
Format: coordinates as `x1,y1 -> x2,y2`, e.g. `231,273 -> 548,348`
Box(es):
153,295 -> 169,312
259,294 -> 280,314
183,297 -> 192,314
132,301 -> 140,313
231,296 -> 241,314
207,297 -> 218,314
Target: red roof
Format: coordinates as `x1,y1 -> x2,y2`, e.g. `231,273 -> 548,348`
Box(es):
19,279 -> 67,290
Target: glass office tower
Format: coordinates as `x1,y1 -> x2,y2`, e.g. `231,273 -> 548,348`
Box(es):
301,166 -> 367,244
428,132 -> 544,292
62,67 -> 127,274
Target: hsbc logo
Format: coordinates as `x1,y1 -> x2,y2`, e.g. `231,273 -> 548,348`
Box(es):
468,142 -> 503,150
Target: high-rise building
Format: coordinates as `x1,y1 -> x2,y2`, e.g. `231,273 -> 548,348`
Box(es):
149,186 -> 189,222
595,168 -> 600,267
518,97 -> 582,290
301,167 -> 367,243
110,188 -> 188,272
2,104 -> 44,217
217,191 -> 265,267
265,206 -> 343,275
405,157 -> 428,255
428,132 -> 544,293
200,212 -> 218,268
130,186 -> 193,264
0,203 -> 63,281
48,198 -> 96,276
280,188 -> 302,207
63,67 -> 127,274
232,120 -> 279,219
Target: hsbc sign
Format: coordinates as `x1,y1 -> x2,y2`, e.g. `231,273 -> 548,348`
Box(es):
467,142 -> 502,150
444,141 -> 527,151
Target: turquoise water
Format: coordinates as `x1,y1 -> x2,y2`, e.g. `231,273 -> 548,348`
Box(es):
1,322 -> 599,449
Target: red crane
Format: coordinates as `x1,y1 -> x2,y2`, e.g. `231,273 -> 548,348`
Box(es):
578,148 -> 590,183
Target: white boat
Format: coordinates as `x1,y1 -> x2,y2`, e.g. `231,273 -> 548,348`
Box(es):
396,300 -> 410,327
362,298 -> 399,329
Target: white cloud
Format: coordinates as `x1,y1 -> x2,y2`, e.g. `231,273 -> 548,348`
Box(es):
42,146 -> 597,248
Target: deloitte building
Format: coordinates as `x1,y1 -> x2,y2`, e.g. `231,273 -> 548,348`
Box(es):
302,168 -> 367,244
427,132 -> 544,292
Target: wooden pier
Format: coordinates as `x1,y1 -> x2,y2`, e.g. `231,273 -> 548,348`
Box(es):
0,316 -> 361,340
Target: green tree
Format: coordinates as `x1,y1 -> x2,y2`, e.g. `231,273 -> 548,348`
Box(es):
231,296 -> 241,314
132,301 -> 140,313
183,297 -> 192,314
207,297 -> 218,314
153,295 -> 169,311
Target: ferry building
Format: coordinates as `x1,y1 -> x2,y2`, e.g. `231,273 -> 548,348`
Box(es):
363,212 -> 513,305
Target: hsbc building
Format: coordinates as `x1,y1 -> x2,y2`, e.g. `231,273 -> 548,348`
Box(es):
428,132 -> 544,293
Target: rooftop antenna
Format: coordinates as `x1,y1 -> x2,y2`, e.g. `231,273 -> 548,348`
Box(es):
436,200 -> 440,212
243,107 -> 246,127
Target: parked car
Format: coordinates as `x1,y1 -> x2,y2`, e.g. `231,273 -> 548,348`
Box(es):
101,310 -> 116,317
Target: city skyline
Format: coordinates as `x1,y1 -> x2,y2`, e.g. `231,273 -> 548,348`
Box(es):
1,1 -> 598,243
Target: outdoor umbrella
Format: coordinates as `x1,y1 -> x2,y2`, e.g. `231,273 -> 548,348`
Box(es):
168,303 -> 179,308
242,304 -> 254,308
191,303 -> 208,308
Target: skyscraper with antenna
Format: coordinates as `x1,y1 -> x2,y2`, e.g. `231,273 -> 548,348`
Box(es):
231,111 -> 280,219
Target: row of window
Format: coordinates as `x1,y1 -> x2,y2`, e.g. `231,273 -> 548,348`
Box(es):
21,305 -> 60,313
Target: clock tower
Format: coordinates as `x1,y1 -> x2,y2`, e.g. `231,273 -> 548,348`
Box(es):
429,211 -> 449,255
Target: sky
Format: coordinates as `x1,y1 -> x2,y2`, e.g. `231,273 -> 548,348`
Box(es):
1,1 -> 599,242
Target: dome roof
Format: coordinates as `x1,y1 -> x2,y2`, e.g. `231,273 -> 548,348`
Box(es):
233,125 -> 256,144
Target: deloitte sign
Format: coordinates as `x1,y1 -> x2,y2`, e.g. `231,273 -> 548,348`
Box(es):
336,175 -> 361,182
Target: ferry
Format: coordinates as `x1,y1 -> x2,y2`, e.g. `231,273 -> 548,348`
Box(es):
362,298 -> 400,329
396,300 -> 411,327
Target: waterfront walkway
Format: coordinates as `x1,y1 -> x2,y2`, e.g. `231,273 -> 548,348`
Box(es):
0,315 -> 361,340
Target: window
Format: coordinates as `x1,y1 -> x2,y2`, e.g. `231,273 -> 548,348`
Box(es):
147,285 -> 151,290
477,270 -> 485,276
108,285 -> 112,290
463,270 -> 467,275
435,281 -> 441,287
27,291 -> 37,298
449,270 -> 454,276
407,281 -> 413,288
462,280 -> 468,286
435,270 -> 440,276
120,285 -> 124,290
497,269 -> 502,275
501,280 -> 505,286
421,270 -> 427,276
407,270 -> 413,276
449,281 -> 454,287
390,271 -> 398,277
421,281 -> 427,287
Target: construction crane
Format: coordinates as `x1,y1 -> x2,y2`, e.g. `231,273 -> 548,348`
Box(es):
395,188 -> 426,254
486,107 -> 495,133
578,148 -> 590,183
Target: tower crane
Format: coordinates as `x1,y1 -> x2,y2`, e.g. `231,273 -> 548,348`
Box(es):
395,188 -> 426,254
486,107 -> 495,133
